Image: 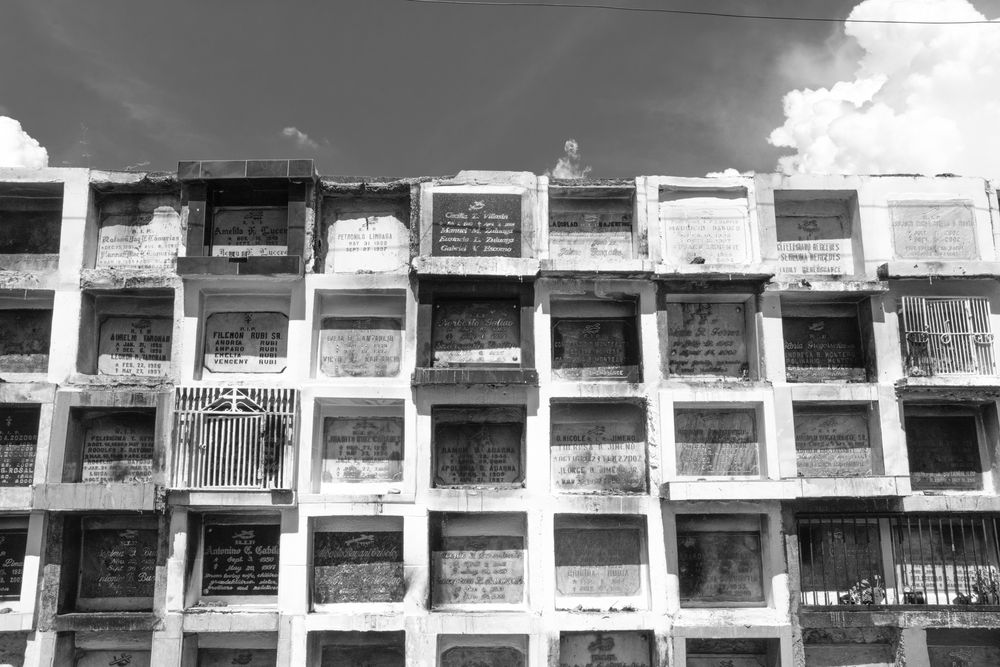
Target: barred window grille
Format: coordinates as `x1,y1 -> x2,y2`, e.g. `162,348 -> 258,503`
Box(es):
172,387 -> 297,490
901,296 -> 995,376
799,515 -> 1000,607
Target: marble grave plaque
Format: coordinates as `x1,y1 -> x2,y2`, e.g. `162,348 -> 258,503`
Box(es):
197,649 -> 277,667
687,657 -> 766,667
667,302 -> 748,377
0,407 -> 38,486
96,206 -> 181,269
327,210 -> 408,272
0,309 -> 50,372
434,418 -> 523,487
80,414 -> 155,484
98,316 -> 172,376
0,530 -> 26,600
313,531 -> 404,603
554,528 -> 642,596
783,316 -> 865,381
890,200 -> 977,260
552,318 -> 639,381
795,409 -> 872,477
211,206 -> 287,257
906,415 -> 981,490
675,409 -> 758,476
432,193 -> 522,257
319,317 -> 402,377
432,301 -> 520,367
550,404 -> 646,493
558,632 -> 651,667
78,527 -> 158,600
433,535 -> 525,604
204,312 -> 288,373
678,531 -> 764,603
76,652 -> 151,667
202,524 -> 280,596
660,203 -> 750,265
548,211 -> 633,261
323,417 -> 403,483
776,199 -> 853,276
441,646 -> 524,667
321,646 -> 405,667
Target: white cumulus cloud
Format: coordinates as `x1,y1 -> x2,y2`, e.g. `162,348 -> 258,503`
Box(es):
769,0 -> 1000,177
0,116 -> 48,169
547,139 -> 592,179
281,126 -> 319,150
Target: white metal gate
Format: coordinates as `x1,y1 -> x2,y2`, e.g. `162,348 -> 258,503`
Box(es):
901,296 -> 995,376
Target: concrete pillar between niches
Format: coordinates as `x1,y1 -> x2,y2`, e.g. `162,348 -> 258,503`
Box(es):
900,628 -> 930,667
149,614 -> 184,667
23,631 -> 57,667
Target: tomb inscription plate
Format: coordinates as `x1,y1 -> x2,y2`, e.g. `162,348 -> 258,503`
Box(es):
667,302 -> 747,377
81,414 -> 155,484
548,212 -> 632,261
0,309 -> 50,373
432,301 -> 520,367
322,646 -> 405,667
678,531 -> 764,603
687,657 -> 766,667
0,530 -> 26,600
79,528 -> 158,600
783,317 -> 864,380
795,410 -> 871,477
77,652 -> 151,667
552,318 -> 638,381
927,646 -> 1000,666
0,407 -> 38,487
210,206 -> 287,257
550,406 -> 645,493
776,201 -> 853,276
558,632 -> 651,667
204,312 -> 288,373
434,418 -> 523,486
890,200 -> 977,260
675,409 -> 758,476
323,417 -> 403,483
202,524 -> 280,596
96,206 -> 181,269
441,647 -> 524,667
98,316 -> 172,376
327,211 -> 408,272
554,528 -> 642,596
432,193 -> 522,257
319,317 -> 402,377
313,531 -> 404,603
906,415 -> 981,490
197,650 -> 277,667
433,535 -> 525,604
660,204 -> 750,264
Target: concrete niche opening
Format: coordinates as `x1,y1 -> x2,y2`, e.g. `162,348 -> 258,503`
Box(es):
802,626 -> 896,667
683,638 -> 779,667
310,515 -> 404,609
0,182 -> 63,271
774,190 -> 860,278
676,514 -> 767,607
926,628 -> 1000,666
313,290 -> 405,379
0,517 -> 28,607
663,296 -> 755,380
432,406 -> 525,489
547,184 -> 636,263
55,631 -> 153,667
204,180 -> 290,259
436,634 -> 528,667
88,190 -> 181,271
0,297 -> 52,375
792,404 -> 882,478
550,294 -> 641,382
781,299 -> 875,383
187,514 -> 280,609
308,630 -> 405,667
61,408 -> 156,485
197,292 -> 291,379
318,193 -> 410,273
76,289 -> 174,377
429,512 -> 526,609
559,631 -> 653,667
0,404 -> 40,487
314,399 -> 405,492
674,405 -> 763,479
550,400 -> 648,494
903,404 -> 995,492
183,632 -> 278,667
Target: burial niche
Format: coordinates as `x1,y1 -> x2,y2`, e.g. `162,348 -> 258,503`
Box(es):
904,410 -> 983,491
317,632 -> 405,667
66,409 -> 155,485
550,402 -> 646,494
207,180 -> 289,258
75,516 -> 158,611
94,192 -> 181,270
321,197 -> 409,273
433,406 -> 524,488
0,182 -> 62,260
432,299 -> 521,368
431,513 -> 526,606
660,188 -> 751,265
794,406 -> 874,477
200,520 -> 280,600
554,515 -> 646,603
312,517 -> 404,606
438,635 -> 527,667
551,297 -> 640,382
0,308 -> 51,373
677,514 -> 765,605
775,191 -> 856,277
203,311 -> 288,374
782,301 -> 870,382
665,300 -> 749,379
674,407 -> 759,477
890,199 -> 978,260
322,413 -> 403,485
559,632 -> 652,667
431,191 -> 523,258
685,639 -> 773,667
548,191 -> 634,262
0,405 -> 39,487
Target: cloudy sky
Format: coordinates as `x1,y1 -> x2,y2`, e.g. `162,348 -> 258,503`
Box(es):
2,0 -> 999,177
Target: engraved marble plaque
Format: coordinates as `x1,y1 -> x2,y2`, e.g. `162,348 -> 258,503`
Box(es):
905,415 -> 981,490
667,302 -> 748,377
98,316 -> 172,376
890,200 -> 977,260
322,646 -> 405,667
687,657 -> 766,667
559,633 -> 651,667
204,312 -> 288,373
554,528 -> 642,596
0,530 -> 26,600
313,531 -> 404,603
211,206 -> 287,257
552,318 -> 639,381
319,317 -> 402,377
433,535 -> 525,604
434,410 -> 523,486
432,300 -> 520,367
783,316 -> 865,381
678,531 -> 764,603
550,404 -> 646,493
202,524 -> 280,596
96,206 -> 181,269
197,649 -> 277,667
327,211 -> 408,273
80,414 -> 155,484
322,416 -> 403,483
76,652 -> 152,667
432,193 -> 522,257
776,199 -> 853,276
0,309 -> 50,372
441,647 -> 524,667
548,212 -> 633,261
78,527 -> 158,600
795,409 -> 872,477
0,407 -> 38,487
675,409 -> 758,476
660,204 -> 751,264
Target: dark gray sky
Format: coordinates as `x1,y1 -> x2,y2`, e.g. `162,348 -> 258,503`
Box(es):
2,0 -> 998,177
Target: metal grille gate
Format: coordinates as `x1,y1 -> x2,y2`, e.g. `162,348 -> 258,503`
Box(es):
901,296 -> 995,376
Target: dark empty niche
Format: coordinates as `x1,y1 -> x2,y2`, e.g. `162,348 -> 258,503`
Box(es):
0,183 -> 63,267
